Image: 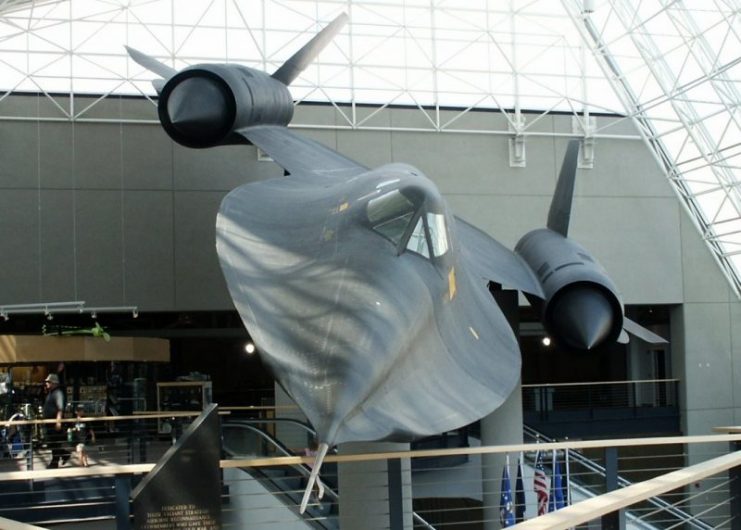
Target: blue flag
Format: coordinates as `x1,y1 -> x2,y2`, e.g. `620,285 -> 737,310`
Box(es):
548,458 -> 565,512
515,456 -> 526,522
500,460 -> 516,527
561,453 -> 569,507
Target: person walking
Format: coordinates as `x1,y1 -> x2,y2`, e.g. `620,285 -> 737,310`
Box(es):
43,373 -> 70,468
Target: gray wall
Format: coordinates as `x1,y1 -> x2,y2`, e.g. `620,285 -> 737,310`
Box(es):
1,94 -> 739,440
0,95 -> 282,310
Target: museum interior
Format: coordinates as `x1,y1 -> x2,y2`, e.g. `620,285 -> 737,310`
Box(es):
0,1 -> 740,529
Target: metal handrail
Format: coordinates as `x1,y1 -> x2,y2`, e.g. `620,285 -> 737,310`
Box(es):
222,422 -> 338,530
222,420 -> 437,529
522,378 -> 680,388
522,425 -> 713,530
522,379 -> 679,410
224,417 -> 318,439
222,422 -> 322,480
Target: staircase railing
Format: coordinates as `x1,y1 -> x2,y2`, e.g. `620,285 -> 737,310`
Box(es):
223,421 -> 338,529
222,419 -> 437,530
523,424 -> 714,530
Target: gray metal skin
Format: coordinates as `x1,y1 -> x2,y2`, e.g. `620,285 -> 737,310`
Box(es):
512,141 -> 633,349
516,229 -> 623,349
126,14 -> 663,448
218,163 -> 520,444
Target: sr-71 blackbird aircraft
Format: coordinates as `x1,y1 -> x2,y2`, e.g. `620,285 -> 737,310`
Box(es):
126,13 -> 665,510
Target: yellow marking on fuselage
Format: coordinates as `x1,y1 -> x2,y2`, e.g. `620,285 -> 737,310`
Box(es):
448,266 -> 457,301
339,202 -> 349,212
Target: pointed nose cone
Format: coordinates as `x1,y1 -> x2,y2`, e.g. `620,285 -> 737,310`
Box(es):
550,285 -> 616,350
166,76 -> 231,141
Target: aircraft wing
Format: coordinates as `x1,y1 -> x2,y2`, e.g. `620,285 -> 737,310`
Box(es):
238,125 -> 368,179
623,317 -> 668,344
455,216 -> 544,298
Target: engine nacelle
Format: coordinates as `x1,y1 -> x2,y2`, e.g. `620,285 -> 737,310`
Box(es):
158,64 -> 294,148
515,228 -> 624,350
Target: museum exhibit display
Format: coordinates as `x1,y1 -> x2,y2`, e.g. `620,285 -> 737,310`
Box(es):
156,381 -> 213,434
132,404 -> 222,530
0,0 -> 740,526
0,335 -> 168,411
124,13 -> 671,511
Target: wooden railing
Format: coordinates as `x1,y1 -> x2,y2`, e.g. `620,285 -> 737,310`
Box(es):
0,416 -> 738,529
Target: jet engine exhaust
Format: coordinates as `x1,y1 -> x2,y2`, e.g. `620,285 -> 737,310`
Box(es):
547,283 -> 617,349
166,76 -> 232,142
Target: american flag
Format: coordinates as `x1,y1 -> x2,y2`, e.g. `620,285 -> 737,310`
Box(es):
533,451 -> 550,515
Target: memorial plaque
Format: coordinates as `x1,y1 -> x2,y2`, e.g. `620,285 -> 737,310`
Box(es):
132,404 -> 221,529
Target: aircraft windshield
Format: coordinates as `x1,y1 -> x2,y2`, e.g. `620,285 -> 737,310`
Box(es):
367,190 -> 415,246
367,189 -> 450,259
406,217 -> 430,258
427,213 -> 449,257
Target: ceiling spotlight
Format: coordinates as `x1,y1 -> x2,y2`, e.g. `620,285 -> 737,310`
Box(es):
91,312 -> 97,319
1,313 -> 7,322
244,341 -> 256,355
542,336 -> 552,347
132,309 -> 139,318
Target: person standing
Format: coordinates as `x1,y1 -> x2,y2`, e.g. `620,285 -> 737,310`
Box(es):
43,373 -> 69,468
70,404 -> 95,467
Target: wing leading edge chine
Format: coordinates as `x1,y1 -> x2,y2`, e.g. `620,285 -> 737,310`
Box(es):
238,125 -> 367,179
455,217 -> 668,345
455,216 -> 544,298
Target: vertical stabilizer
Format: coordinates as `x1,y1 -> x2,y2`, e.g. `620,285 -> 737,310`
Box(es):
272,14 -> 348,86
547,140 -> 580,236
124,46 -> 178,94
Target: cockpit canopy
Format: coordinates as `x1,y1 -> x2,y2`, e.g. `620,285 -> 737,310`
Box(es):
367,188 -> 449,259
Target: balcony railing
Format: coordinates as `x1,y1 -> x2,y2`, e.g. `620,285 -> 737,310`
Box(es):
523,379 -> 681,438
0,409 -> 738,529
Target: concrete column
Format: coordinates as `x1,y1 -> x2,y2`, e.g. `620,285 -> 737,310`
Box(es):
671,304 -> 734,522
481,384 -> 524,530
481,288 -> 523,529
338,441 -> 413,530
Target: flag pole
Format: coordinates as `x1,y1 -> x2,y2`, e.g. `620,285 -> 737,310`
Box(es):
500,452 -> 516,527
518,451 -> 525,520
565,447 -> 571,506
550,447 -> 556,513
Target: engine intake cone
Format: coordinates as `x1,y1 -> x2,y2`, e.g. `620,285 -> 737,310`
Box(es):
166,76 -> 231,143
550,284 -> 614,350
